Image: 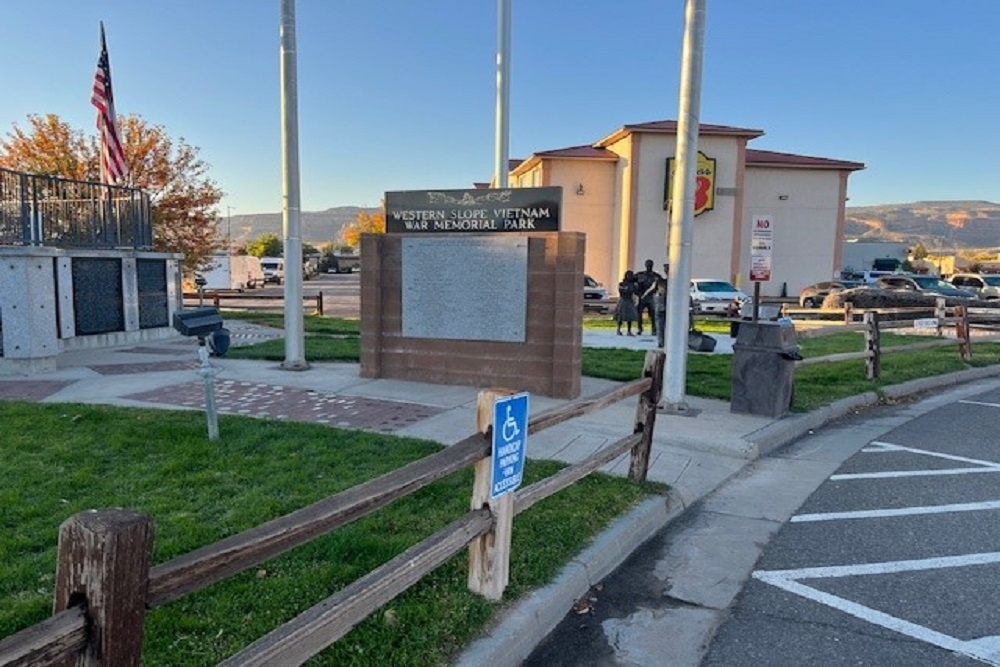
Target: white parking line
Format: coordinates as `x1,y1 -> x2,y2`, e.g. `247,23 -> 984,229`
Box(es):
754,552 -> 1000,666
833,467 -> 1000,480
960,400 -> 1000,409
834,441 -> 1000,480
791,500 -> 1000,522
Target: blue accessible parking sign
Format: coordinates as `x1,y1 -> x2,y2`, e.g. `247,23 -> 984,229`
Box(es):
490,392 -> 530,500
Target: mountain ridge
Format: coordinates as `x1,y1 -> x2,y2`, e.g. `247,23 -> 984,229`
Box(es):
225,200 -> 1000,252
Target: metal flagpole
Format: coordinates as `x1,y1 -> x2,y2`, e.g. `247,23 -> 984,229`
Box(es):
662,0 -> 707,412
279,0 -> 307,370
494,0 -> 511,189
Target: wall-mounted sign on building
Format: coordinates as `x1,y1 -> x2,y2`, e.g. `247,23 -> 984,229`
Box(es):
664,151 -> 716,216
385,186 -> 562,233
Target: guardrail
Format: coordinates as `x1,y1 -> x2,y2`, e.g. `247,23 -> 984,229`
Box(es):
0,352 -> 665,667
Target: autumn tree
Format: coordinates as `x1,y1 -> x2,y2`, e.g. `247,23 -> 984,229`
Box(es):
339,207 -> 385,248
245,233 -> 283,258
0,113 -> 224,270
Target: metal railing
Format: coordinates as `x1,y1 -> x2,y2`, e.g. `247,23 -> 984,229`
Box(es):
0,167 -> 152,249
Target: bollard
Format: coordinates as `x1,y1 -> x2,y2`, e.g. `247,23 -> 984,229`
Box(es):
197,338 -> 220,441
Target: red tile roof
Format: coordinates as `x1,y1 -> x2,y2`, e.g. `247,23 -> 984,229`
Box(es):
746,148 -> 865,171
595,120 -> 765,146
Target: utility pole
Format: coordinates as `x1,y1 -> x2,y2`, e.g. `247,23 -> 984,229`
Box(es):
226,205 -> 233,251
662,0 -> 707,412
279,0 -> 307,370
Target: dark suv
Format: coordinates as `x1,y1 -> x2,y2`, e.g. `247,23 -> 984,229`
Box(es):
798,280 -> 862,307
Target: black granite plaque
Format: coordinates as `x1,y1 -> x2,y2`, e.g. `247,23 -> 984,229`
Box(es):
72,258 -> 124,335
137,259 -> 168,329
385,187 -> 561,233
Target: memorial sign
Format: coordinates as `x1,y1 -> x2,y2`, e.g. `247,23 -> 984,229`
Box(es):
385,187 -> 561,233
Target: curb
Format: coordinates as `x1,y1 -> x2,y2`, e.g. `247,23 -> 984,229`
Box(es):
453,364 -> 1000,666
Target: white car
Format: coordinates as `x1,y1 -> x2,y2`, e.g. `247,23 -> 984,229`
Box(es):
689,279 -> 749,314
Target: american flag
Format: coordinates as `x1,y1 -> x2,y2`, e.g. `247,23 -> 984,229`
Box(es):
91,22 -> 128,186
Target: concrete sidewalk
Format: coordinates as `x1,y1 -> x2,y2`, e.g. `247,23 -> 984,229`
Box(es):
4,322 -> 995,665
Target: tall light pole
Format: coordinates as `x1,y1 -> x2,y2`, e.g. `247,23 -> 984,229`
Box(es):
280,0 -> 307,370
662,0 -> 707,412
226,205 -> 233,251
493,0 -> 511,189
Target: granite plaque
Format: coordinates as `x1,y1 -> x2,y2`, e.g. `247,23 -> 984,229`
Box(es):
72,258 -> 124,335
402,237 -> 527,342
386,187 -> 561,233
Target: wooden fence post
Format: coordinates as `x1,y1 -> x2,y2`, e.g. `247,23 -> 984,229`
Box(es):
865,310 -> 881,380
935,297 -> 946,337
843,302 -> 853,324
213,292 -> 221,308
956,305 -> 972,361
468,389 -> 515,601
629,350 -> 665,483
53,509 -> 154,667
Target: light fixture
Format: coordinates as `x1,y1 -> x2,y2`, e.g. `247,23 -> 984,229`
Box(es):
576,183 -> 585,196
778,194 -> 789,200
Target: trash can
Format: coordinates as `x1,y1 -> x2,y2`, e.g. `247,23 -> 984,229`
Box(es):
730,319 -> 801,418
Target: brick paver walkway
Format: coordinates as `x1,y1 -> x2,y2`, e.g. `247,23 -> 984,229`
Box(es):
0,380 -> 75,401
124,380 -> 443,432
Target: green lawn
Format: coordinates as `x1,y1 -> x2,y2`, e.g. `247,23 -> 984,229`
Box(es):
0,402 -> 662,666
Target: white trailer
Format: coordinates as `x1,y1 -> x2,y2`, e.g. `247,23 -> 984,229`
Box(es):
199,255 -> 265,291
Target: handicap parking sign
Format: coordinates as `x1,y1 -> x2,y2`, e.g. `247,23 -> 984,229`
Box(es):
490,392 -> 529,500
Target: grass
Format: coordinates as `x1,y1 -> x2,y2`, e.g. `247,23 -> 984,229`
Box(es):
581,331 -> 1000,411
223,312 -> 1000,412
0,402 -> 662,666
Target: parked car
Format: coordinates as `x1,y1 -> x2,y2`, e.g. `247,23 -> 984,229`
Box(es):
949,273 -> 1000,300
689,279 -> 749,314
874,275 -> 976,299
798,280 -> 864,308
584,275 -> 615,313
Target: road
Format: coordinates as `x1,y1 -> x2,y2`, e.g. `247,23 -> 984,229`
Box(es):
185,272 -> 361,318
524,380 -> 1000,667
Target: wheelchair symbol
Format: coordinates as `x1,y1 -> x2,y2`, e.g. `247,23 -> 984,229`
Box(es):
501,404 -> 520,442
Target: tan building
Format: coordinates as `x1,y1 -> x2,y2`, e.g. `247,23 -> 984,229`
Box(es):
503,120 -> 864,296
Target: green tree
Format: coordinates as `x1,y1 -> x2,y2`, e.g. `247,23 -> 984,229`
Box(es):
910,242 -> 929,260
245,233 -> 283,257
0,113 -> 224,270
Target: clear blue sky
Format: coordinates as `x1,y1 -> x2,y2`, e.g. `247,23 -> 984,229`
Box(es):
2,1 -> 997,214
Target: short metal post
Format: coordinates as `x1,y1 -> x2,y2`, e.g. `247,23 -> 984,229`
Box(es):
197,338 -> 220,441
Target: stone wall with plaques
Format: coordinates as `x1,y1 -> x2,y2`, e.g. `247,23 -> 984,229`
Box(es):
360,232 -> 584,398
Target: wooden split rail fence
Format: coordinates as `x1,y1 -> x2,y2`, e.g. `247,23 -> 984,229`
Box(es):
182,291 -> 325,316
0,352 -> 665,667
789,299 -> 1000,380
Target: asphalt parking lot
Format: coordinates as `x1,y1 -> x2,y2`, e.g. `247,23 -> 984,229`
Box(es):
704,390 -> 1000,666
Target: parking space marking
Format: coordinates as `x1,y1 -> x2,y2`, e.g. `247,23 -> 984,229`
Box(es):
834,441 -> 1000,480
959,400 -> 1000,409
792,500 -> 1000,522
754,552 -> 1000,666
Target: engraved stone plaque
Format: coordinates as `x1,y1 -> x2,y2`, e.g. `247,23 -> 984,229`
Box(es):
402,237 -> 527,342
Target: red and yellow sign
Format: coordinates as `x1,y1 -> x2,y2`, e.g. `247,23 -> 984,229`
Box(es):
664,151 -> 716,216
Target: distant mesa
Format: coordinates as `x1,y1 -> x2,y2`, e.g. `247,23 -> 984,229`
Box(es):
219,206 -> 379,245
844,200 -> 1000,250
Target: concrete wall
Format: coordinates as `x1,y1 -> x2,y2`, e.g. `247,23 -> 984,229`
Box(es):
740,167 -> 846,295
0,246 -> 181,375
544,160 -> 617,288
360,232 -> 584,398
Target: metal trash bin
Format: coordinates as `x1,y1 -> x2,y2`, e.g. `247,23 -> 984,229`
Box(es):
730,319 -> 801,418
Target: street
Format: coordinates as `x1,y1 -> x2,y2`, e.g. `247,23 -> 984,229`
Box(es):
184,271 -> 361,319
524,380 -> 1000,667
